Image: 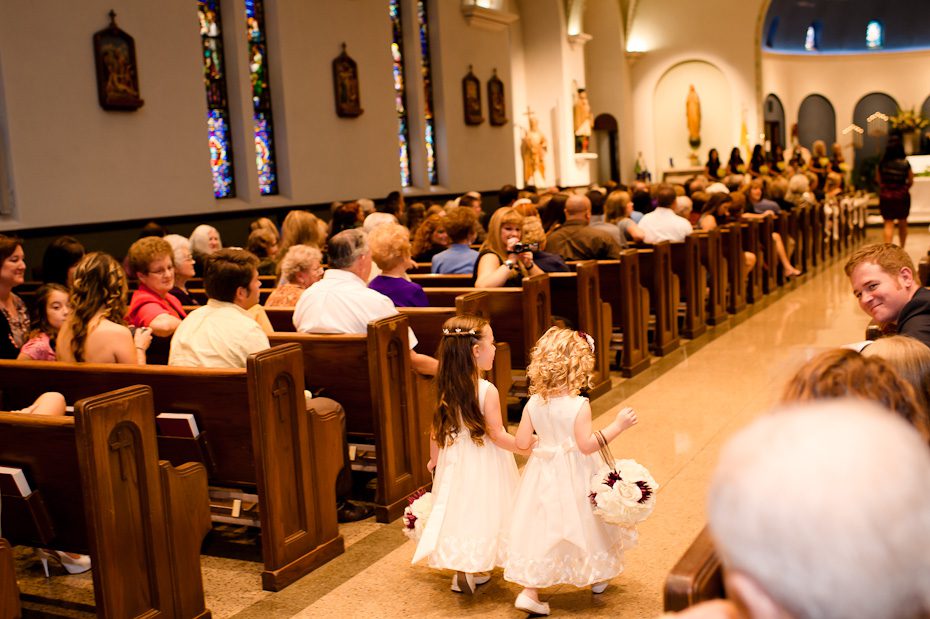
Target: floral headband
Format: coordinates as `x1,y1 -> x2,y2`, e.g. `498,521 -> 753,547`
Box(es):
578,330 -> 595,354
442,327 -> 478,337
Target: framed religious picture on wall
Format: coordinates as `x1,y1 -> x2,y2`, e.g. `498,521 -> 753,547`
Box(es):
92,11 -> 144,111
332,43 -> 363,118
462,66 -> 483,126
488,68 -> 507,126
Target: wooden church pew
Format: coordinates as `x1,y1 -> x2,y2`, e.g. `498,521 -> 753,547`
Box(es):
663,526 -> 725,612
0,344 -> 343,592
0,539 -> 20,619
0,386 -> 211,618
696,229 -> 728,327
740,219 -> 764,305
269,315 -> 431,523
756,216 -> 777,295
719,224 -> 748,315
669,235 -> 707,339
633,241 -> 680,355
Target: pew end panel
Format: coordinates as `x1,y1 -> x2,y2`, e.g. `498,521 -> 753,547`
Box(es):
664,526 -> 725,612
634,243 -> 681,356
553,262 -> 611,399
0,539 -> 20,619
247,343 -> 345,592
696,230 -> 728,327
670,237 -> 707,339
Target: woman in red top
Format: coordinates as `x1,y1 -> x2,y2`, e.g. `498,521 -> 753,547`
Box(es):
126,237 -> 186,337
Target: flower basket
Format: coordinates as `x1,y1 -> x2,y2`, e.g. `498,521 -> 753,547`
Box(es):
402,490 -> 433,541
588,432 -> 658,526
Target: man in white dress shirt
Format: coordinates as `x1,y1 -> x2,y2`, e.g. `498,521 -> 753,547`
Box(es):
293,229 -> 438,375
638,183 -> 693,244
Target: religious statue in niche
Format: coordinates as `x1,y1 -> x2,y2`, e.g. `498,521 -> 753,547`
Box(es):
93,11 -> 144,111
463,66 -> 483,125
520,108 -> 548,187
573,88 -> 594,153
487,68 -> 507,126
332,43 -> 363,118
686,84 -> 701,165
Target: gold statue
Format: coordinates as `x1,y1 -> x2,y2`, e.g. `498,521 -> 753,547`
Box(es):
686,84 -> 701,148
521,110 -> 547,186
573,88 -> 594,153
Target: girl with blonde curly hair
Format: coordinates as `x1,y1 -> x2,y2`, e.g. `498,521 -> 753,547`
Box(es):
503,326 -> 638,615
412,315 -> 520,596
57,252 -> 151,364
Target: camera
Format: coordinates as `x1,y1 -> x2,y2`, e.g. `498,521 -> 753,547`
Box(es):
510,242 -> 539,254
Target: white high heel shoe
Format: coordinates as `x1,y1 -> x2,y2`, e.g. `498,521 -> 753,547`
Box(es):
37,549 -> 91,577
515,591 -> 550,615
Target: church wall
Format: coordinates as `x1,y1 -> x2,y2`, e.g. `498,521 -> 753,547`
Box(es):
626,0 -> 766,179
0,0 -> 520,232
762,50 -> 930,163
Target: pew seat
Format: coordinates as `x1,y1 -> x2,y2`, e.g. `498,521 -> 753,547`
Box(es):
664,526 -> 725,612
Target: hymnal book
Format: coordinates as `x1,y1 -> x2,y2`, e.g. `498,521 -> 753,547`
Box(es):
156,412 -> 201,438
0,465 -> 31,496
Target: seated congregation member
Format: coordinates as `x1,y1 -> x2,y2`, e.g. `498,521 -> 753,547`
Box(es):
368,223 -> 428,307
330,201 -> 364,238
246,228 -> 279,276
0,235 -> 29,358
699,193 -> 757,275
57,252 -> 152,364
474,207 -> 544,288
521,217 -> 568,272
680,400 -> 930,619
164,234 -> 198,306
41,235 -> 84,287
638,183 -> 692,244
126,237 -> 186,337
862,335 -> 930,442
546,194 -> 622,260
293,229 -> 438,375
170,248 -> 372,522
588,189 -> 623,246
741,181 -> 801,278
846,243 -> 930,347
264,245 -> 323,308
18,284 -> 69,361
606,190 -> 645,247
457,193 -> 487,243
276,210 -> 327,264
539,193 -> 568,233
410,214 -> 450,262
431,208 -> 479,274
189,224 -> 222,277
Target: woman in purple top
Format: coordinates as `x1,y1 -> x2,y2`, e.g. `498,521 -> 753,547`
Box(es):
368,223 -> 428,307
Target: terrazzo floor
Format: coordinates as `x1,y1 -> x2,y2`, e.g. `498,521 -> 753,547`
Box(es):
15,227 -> 918,618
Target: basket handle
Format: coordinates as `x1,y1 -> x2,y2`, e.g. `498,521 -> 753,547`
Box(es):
595,430 -> 616,473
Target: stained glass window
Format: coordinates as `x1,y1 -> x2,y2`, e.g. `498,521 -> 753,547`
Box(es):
417,0 -> 438,185
389,0 -> 411,187
245,0 -> 278,195
866,20 -> 883,49
199,0 -> 235,198
804,24 -> 819,51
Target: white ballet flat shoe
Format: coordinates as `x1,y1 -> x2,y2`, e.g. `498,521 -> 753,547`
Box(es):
450,571 -> 490,593
591,581 -> 609,594
37,549 -> 91,577
515,591 -> 550,615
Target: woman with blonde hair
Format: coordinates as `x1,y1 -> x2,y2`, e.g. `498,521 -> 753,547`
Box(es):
369,223 -> 428,307
276,210 -> 326,261
862,335 -> 930,441
264,245 -> 324,307
474,207 -> 544,288
410,214 -> 450,262
57,252 -> 151,364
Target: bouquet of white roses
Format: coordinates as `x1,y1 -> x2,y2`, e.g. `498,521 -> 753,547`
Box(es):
402,489 -> 433,541
589,459 -> 658,526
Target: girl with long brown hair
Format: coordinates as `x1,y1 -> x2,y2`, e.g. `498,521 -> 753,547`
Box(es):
56,252 -> 151,364
412,315 -> 521,596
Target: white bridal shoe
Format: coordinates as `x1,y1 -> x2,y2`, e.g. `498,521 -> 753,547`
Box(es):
515,591 -> 550,615
450,571 -> 490,594
37,549 -> 91,577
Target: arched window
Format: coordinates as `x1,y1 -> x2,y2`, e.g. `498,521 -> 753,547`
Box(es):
199,1 -> 235,199
866,20 -> 884,49
804,22 -> 820,51
417,0 -> 438,185
245,0 -> 278,196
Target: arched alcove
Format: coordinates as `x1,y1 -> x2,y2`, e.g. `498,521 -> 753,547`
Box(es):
763,93 -> 786,151
852,92 -> 898,173
797,94 -> 836,150
653,61 -> 732,171
593,113 -> 619,183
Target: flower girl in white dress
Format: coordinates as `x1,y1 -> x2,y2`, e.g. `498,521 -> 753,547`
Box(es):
412,315 -> 522,594
503,327 -> 638,615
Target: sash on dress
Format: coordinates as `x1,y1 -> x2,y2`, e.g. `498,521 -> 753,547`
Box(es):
530,438 -> 589,554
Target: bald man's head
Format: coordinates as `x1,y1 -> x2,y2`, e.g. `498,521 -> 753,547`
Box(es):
565,194 -> 591,221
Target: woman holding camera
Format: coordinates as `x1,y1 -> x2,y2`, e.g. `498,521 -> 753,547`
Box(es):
474,207 -> 544,288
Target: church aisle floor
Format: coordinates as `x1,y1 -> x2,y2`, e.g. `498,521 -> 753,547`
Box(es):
16,229 -> 923,618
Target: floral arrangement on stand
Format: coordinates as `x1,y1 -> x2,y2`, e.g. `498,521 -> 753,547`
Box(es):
890,107 -> 929,133
588,431 -> 658,527
402,489 -> 433,541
